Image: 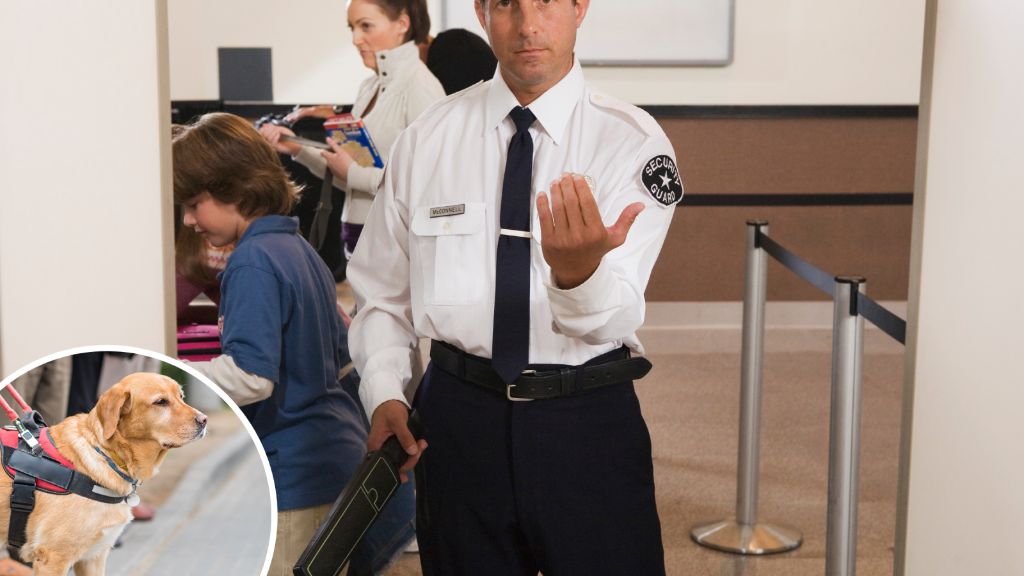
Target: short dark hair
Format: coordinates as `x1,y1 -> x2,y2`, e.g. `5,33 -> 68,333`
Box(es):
172,113 -> 301,218
427,28 -> 497,94
367,0 -> 431,44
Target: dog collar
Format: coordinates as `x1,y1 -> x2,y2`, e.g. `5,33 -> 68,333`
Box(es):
93,446 -> 138,486
93,447 -> 141,505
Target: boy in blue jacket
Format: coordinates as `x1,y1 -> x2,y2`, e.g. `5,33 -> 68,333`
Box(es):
173,112 -> 414,575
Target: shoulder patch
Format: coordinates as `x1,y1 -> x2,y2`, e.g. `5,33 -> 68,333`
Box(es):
641,155 -> 683,207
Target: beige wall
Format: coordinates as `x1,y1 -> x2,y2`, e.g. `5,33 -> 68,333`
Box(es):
0,0 -> 175,375
168,0 -> 926,105
897,1 -> 1024,574
167,0 -> 354,103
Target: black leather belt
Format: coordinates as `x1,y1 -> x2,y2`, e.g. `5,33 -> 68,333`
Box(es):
429,340 -> 652,401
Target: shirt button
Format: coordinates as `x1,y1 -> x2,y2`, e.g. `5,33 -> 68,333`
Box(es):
380,54 -> 386,60
442,222 -> 451,232
383,72 -> 388,77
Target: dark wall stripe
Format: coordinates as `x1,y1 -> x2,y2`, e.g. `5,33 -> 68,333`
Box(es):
642,105 -> 919,119
681,193 -> 914,207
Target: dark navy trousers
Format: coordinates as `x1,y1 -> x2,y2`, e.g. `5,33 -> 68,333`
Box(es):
414,361 -> 666,576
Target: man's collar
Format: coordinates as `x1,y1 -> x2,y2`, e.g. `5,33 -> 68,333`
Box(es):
484,58 -> 584,146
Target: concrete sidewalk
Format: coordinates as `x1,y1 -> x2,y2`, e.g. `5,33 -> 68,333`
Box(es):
103,429 -> 273,576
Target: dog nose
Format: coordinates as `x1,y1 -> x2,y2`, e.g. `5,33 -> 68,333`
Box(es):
195,412 -> 208,427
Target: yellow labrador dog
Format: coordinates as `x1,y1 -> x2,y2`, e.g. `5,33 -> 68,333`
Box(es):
0,372 -> 207,575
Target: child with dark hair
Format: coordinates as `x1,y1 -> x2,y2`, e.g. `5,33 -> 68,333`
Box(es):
171,123 -> 228,322
174,112 -> 414,575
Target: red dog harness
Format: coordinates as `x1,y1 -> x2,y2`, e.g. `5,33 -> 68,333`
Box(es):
0,428 -> 75,492
1,424 -> 136,563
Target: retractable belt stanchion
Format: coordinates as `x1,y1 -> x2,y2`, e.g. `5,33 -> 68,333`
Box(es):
691,220 -> 903,567
826,277 -> 866,576
691,221 -> 802,554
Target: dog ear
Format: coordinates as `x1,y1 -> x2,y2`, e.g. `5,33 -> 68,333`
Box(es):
96,389 -> 133,440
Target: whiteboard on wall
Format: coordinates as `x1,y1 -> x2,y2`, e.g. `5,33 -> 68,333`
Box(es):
441,0 -> 734,66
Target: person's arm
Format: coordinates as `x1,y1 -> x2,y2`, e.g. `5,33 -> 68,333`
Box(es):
210,263 -> 287,402
348,130 -> 417,416
189,355 -> 274,406
344,160 -> 381,196
347,131 -> 424,463
538,135 -> 681,344
258,123 -> 348,189
283,105 -> 337,123
295,145 -> 349,189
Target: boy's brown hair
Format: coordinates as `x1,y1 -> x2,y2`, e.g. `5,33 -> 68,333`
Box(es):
172,112 -> 301,217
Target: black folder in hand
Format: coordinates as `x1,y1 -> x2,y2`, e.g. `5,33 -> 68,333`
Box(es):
293,411 -> 423,576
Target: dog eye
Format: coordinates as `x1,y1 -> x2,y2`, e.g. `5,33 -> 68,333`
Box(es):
153,398 -> 169,406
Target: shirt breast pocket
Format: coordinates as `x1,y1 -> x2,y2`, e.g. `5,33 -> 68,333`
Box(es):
411,202 -> 487,306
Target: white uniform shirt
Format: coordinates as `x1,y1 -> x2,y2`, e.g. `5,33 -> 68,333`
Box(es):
293,40 -> 445,225
348,59 -> 683,417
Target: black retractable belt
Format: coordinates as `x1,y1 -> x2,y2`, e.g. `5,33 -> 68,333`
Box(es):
430,340 -> 653,400
307,166 -> 335,251
294,411 -> 423,576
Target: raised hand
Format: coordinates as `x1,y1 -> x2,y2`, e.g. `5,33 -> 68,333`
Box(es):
536,174 -> 644,289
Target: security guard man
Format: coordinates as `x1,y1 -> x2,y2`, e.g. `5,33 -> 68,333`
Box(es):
348,0 -> 682,573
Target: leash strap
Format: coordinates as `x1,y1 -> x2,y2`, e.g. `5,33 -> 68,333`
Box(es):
307,166 -> 335,251
7,470 -> 36,563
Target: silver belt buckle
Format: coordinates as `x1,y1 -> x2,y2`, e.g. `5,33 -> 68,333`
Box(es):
506,370 -> 536,402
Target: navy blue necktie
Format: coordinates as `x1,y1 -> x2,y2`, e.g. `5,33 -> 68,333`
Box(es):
492,106 -> 536,384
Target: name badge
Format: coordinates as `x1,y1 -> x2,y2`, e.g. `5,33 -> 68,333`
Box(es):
429,204 -> 466,218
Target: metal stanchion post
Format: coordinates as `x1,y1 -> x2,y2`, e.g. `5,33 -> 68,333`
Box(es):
691,221 -> 802,554
825,277 -> 866,576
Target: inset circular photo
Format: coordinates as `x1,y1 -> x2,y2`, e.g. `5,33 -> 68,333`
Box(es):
0,346 -> 274,576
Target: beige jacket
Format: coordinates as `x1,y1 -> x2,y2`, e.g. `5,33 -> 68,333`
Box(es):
293,41 -> 446,225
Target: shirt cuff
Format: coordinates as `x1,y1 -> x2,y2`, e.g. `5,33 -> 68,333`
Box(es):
545,257 -> 616,315
188,355 -> 275,406
347,163 -> 376,196
358,371 -> 410,420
